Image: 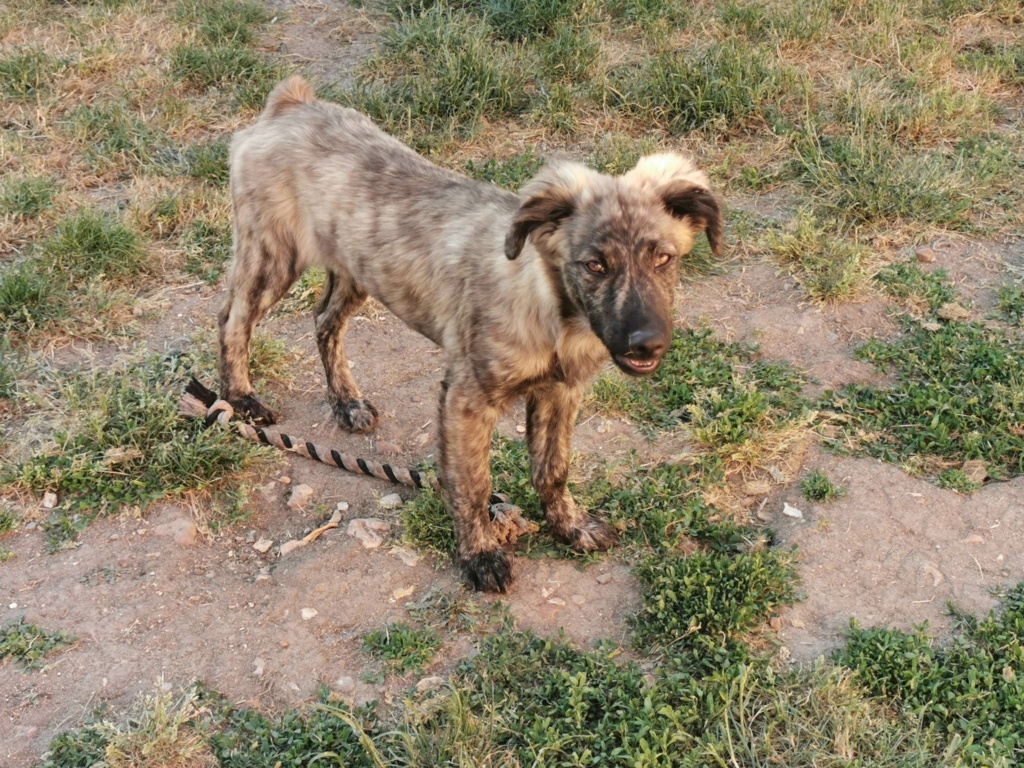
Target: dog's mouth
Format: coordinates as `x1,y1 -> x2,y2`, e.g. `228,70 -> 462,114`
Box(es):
614,354 -> 662,376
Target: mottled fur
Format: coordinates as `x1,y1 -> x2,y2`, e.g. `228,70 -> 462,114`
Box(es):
220,76 -> 723,591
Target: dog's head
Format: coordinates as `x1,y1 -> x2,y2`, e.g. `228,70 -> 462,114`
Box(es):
505,153 -> 722,376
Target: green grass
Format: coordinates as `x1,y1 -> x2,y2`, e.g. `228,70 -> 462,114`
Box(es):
464,150 -> 543,190
5,356 -> 269,549
183,138 -> 230,186
39,209 -> 146,280
181,218 -> 232,283
169,44 -> 284,110
65,102 -> 165,173
0,175 -> 56,219
0,47 -> 61,98
609,39 -> 791,133
801,468 -> 846,502
822,319 -> 1024,482
837,582 -> 1024,765
363,621 -> 442,675
175,0 -> 270,46
537,21 -> 599,83
766,211 -> 872,302
0,618 -> 75,670
995,281 -> 1024,325
0,547 -> 14,562
875,260 -> 958,313
0,261 -> 62,333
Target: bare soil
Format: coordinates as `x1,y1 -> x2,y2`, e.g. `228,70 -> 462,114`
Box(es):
2,1 -> 1023,763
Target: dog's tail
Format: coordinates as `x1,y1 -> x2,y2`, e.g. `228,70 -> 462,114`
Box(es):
264,75 -> 315,119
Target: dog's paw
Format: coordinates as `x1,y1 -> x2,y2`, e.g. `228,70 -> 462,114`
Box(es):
460,548 -> 513,593
333,398 -> 379,433
553,514 -> 620,552
231,394 -> 277,425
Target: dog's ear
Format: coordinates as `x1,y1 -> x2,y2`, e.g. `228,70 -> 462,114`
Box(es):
505,162 -> 601,260
660,181 -> 723,257
625,153 -> 724,257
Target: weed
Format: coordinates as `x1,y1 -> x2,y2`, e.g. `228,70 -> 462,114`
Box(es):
0,618 -> 75,669
464,150 -> 543,190
0,175 -> 56,219
610,40 -> 789,133
822,320 -> 1024,482
837,582 -> 1024,765
875,260 -> 957,312
183,138 -> 230,185
175,0 -> 270,46
187,328 -> 293,389
0,260 -> 62,333
181,218 -> 232,283
936,468 -> 983,493
995,281 -> 1024,325
0,548 -> 14,562
0,507 -> 15,534
275,267 -> 327,314
39,209 -> 146,280
0,338 -> 26,399
537,22 -> 599,83
98,687 -> 216,768
476,0 -> 582,41
800,469 -> 846,502
66,102 -> 163,172
0,47 -> 61,98
169,44 -> 284,109
589,133 -> 660,175
766,211 -> 873,302
534,80 -> 577,132
609,0 -> 691,27
363,621 -> 442,675
6,356 -> 268,549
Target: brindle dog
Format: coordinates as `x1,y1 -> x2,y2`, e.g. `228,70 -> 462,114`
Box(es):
219,76 -> 723,592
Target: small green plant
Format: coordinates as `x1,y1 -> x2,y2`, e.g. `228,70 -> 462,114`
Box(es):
476,0 -> 582,41
0,48 -> 61,98
40,209 -> 146,280
0,618 -> 75,669
275,268 -> 327,314
362,621 -> 442,675
995,281 -> 1024,325
169,44 -> 284,109
537,22 -> 599,83
464,150 -> 543,190
936,468 -> 982,493
183,138 -> 229,185
875,260 -> 958,312
0,507 -> 16,534
0,547 -> 14,562
0,261 -> 61,332
66,102 -> 164,172
766,212 -> 872,302
175,0 -> 270,45
0,175 -> 56,219
181,218 -> 232,283
800,469 -> 846,502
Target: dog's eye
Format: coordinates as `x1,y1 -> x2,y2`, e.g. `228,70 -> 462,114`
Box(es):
585,259 -> 607,275
654,252 -> 673,269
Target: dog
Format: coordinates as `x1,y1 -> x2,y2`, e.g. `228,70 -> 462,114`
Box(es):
219,76 -> 723,592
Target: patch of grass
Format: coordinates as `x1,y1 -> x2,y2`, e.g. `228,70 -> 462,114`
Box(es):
588,133 -> 660,175
0,548 -> 14,562
475,0 -> 582,41
176,0 -> 270,46
183,138 -> 229,186
0,338 -> 27,399
610,40 -> 790,134
66,102 -> 164,172
800,468 -> 846,502
0,175 -> 56,219
0,618 -> 75,669
363,621 -> 442,675
936,468 -> 983,493
464,150 -> 543,190
837,582 -> 1024,765
275,267 -> 327,314
609,0 -> 691,27
822,319 -> 1024,482
181,218 -> 232,284
995,281 -> 1024,325
188,328 -> 293,390
0,47 -> 61,98
875,260 -> 957,313
0,507 -> 16,534
5,356 -> 269,549
537,21 -> 599,83
39,209 -> 146,280
0,260 -> 65,333
169,44 -> 284,110
766,211 -> 873,302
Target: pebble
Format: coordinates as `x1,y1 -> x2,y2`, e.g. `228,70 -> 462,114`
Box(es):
279,476 -> 291,484
915,246 -> 936,263
392,585 -> 415,600
253,538 -> 274,554
961,460 -> 988,485
301,608 -> 318,621
515,424 -> 526,434
769,616 -> 783,631
279,540 -> 305,556
347,518 -> 392,549
255,568 -> 272,581
253,657 -> 265,676
416,676 -> 445,693
937,302 -> 970,321
921,321 -> 942,332
378,493 -> 404,510
595,573 -> 613,585
962,534 -> 984,544
570,594 -> 586,606
782,502 -> 804,519
287,484 -> 315,509
280,640 -> 289,648
334,675 -> 356,692
245,530 -> 257,544
336,501 -> 350,513
154,519 -> 199,547
376,441 -> 401,456
391,546 -> 422,567
547,597 -> 566,607
42,491 -> 58,509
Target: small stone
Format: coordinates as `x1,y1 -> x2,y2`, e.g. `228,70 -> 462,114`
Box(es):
391,546 -> 422,567
769,616 -> 783,631
334,675 -> 356,692
245,530 -> 257,543
42,491 -> 58,509
378,493 -> 404,510
515,424 -> 526,434
253,538 -> 274,554
253,657 -> 265,676
937,302 -> 970,322
392,585 -> 415,600
255,568 -> 272,581
962,460 -> 988,485
547,597 -> 566,607
570,594 -> 586,606
154,519 -> 199,547
279,476 -> 291,484
347,518 -> 392,549
782,502 -> 804,519
921,321 -> 942,332
301,608 -> 318,621
915,246 -> 936,263
741,481 -> 772,496
769,466 -> 786,483
336,501 -> 350,513
9,602 -> 17,609
376,441 -> 401,456
962,534 -> 984,545
923,562 -> 945,587
279,540 -> 305,556
416,676 -> 444,693
791,618 -> 806,629
287,484 -> 315,509
280,640 -> 289,648
595,573 -> 613,585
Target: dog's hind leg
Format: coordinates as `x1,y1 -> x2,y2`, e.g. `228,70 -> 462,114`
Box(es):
314,267 -> 378,433
439,374 -> 511,592
218,222 -> 299,425
527,383 -> 619,551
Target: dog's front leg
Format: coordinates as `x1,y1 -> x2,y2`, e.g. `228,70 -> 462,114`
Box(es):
439,377 -> 511,592
527,384 -> 619,551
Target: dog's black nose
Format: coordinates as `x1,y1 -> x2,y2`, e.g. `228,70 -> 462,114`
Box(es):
627,328 -> 667,360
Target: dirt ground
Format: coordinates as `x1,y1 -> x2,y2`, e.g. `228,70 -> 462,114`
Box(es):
2,2 -> 1024,765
